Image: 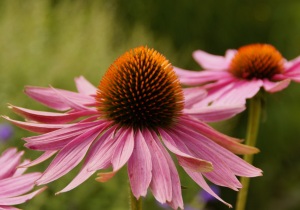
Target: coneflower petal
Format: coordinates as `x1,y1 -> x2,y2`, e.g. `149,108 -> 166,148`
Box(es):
183,168 -> 232,208
0,173 -> 41,198
75,76 -> 97,96
192,49 -> 234,70
0,151 -> 23,180
128,129 -> 152,198
9,105 -> 97,124
25,86 -> 94,111
36,126 -> 103,185
144,129 -> 172,203
0,187 -> 47,206
111,128 -> 134,171
184,104 -> 245,122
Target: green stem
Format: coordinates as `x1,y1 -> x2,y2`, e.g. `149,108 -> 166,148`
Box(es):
235,96 -> 262,210
129,186 -> 142,210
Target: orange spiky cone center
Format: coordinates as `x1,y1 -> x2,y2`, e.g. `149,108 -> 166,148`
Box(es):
229,44 -> 284,80
96,46 -> 184,130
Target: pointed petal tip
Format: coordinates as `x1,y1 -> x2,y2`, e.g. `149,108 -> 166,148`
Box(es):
39,186 -> 48,193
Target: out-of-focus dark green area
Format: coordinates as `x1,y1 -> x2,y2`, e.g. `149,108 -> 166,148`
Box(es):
0,0 -> 300,209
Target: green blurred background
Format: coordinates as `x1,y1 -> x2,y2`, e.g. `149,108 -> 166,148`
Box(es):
0,0 -> 300,209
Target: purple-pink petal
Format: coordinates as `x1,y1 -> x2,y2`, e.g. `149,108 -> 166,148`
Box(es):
36,126 -> 104,185
0,150 -> 23,180
9,105 -> 97,124
184,104 -> 245,122
86,125 -> 119,171
143,129 -> 173,203
2,116 -> 68,134
75,76 -> 97,96
25,86 -> 95,111
128,129 -> 152,199
180,116 -> 260,155
0,173 -> 41,198
159,128 -> 213,172
111,128 -> 135,171
192,50 -> 232,70
211,79 -> 263,106
19,151 -> 56,168
58,125 -> 118,194
184,168 -> 232,208
168,127 -> 242,191
263,79 -> 291,93
0,187 -> 47,206
183,87 -> 207,109
174,67 -> 230,86
0,205 -> 20,210
149,130 -> 184,209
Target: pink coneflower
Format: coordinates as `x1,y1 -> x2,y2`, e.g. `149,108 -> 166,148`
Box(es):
175,43 -> 300,106
4,46 -> 262,209
0,148 -> 46,210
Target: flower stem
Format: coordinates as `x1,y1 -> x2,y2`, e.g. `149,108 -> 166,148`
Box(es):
236,95 -> 262,210
129,186 -> 142,210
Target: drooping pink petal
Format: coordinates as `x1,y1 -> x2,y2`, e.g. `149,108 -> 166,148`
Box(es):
281,60 -> 300,82
24,121 -> 103,151
184,168 -> 232,208
263,79 -> 291,93
174,67 -> 230,86
0,187 -> 47,206
143,129 -> 172,203
184,104 -> 245,122
49,86 -> 91,111
173,123 -> 262,177
180,125 -> 262,177
24,128 -> 90,151
212,79 -> 263,106
87,125 -> 121,171
0,150 -> 23,180
128,129 -> 152,199
57,125 -> 117,194
36,125 -> 104,185
0,149 -> 18,165
148,130 -> 184,209
111,128 -> 135,171
159,129 -> 213,172
13,160 -> 30,176
192,49 -> 235,70
191,78 -> 235,107
2,116 -> 68,134
25,86 -> 95,111
283,55 -> 300,72
183,87 -> 207,109
24,121 -> 101,142
0,173 -> 41,198
180,116 -> 259,154
19,151 -> 56,168
9,105 -> 97,124
167,127 -> 242,191
75,76 -> 97,96
0,205 -> 20,210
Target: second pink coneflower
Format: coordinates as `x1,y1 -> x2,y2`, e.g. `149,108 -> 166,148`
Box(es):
175,43 -> 300,106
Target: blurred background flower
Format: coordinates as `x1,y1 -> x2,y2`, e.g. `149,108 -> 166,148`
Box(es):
1,0 -> 300,210
0,123 -> 14,143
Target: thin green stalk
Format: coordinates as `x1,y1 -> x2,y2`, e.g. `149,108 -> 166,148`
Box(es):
129,186 -> 142,210
235,96 -> 262,210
